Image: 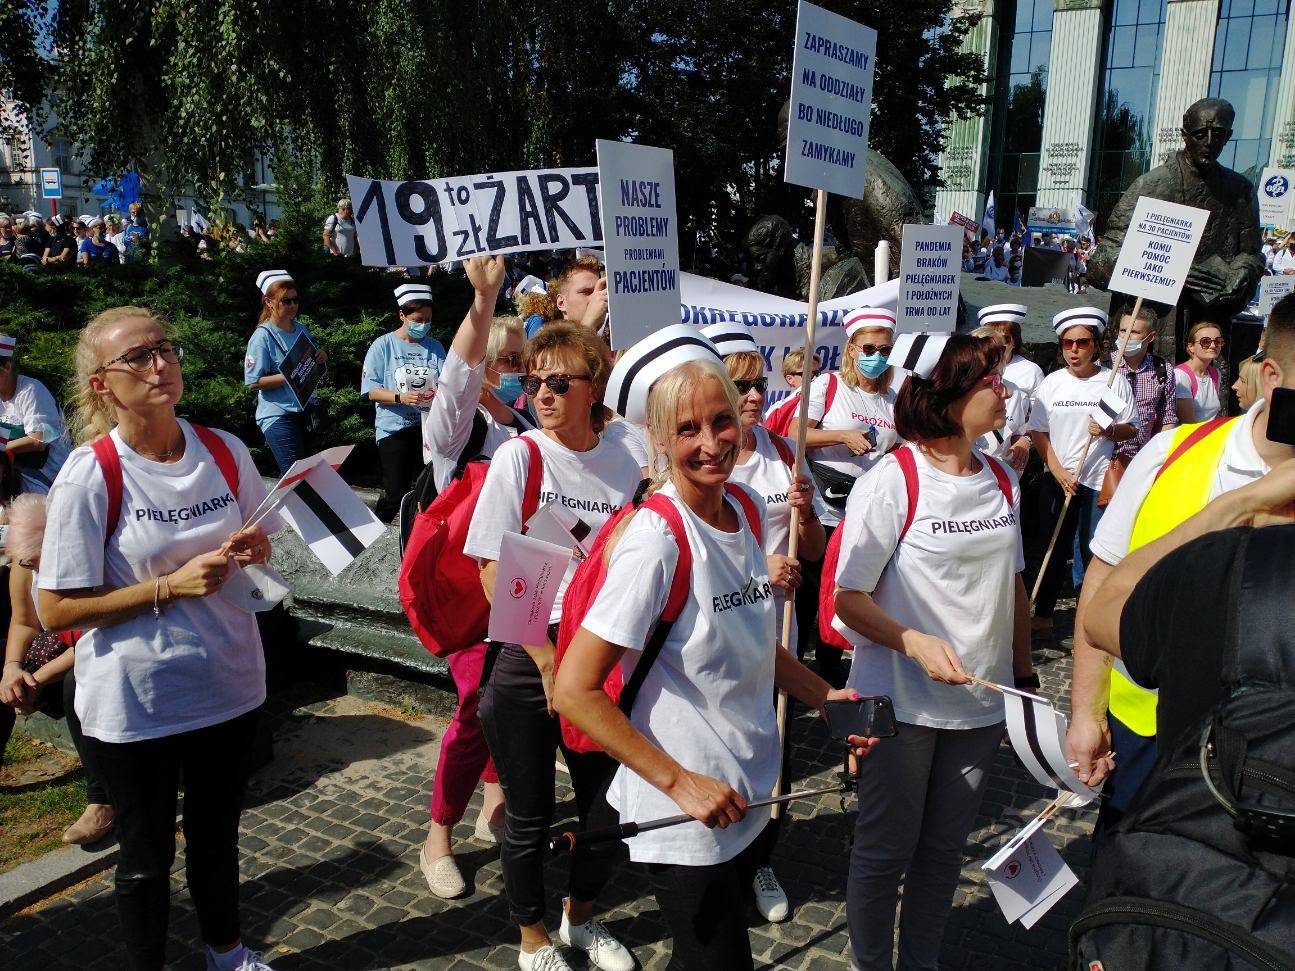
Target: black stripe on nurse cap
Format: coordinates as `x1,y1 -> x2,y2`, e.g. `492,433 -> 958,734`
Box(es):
977,303 -> 1028,326
394,283 -> 434,308
700,323 -> 760,357
605,325 -> 723,424
887,332 -> 951,380
1052,306 -> 1108,337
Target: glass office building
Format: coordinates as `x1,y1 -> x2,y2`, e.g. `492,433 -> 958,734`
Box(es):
935,0 -> 1294,232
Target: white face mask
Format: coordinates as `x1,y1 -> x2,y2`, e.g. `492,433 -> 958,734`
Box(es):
1121,338 -> 1144,356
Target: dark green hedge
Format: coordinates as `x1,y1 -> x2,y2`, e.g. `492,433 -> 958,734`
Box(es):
0,243 -> 472,480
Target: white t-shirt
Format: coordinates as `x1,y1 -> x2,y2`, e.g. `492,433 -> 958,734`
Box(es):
38,421 -> 280,743
464,428 -> 641,624
1026,367 -> 1135,489
0,375 -> 72,494
1272,249 -> 1295,273
325,213 -> 357,256
421,349 -> 532,493
581,483 -> 778,865
807,371 -> 903,525
1173,365 -> 1221,422
604,418 -> 649,472
1090,405 -> 1263,566
727,426 -> 827,641
834,446 -> 1023,729
977,388 -> 1030,461
1004,354 -> 1044,406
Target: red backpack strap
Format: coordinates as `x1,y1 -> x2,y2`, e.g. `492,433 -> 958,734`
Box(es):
769,431 -> 795,469
640,493 -> 693,622
723,483 -> 764,547
519,435 -> 544,523
892,446 -> 920,542
190,425 -> 240,498
1175,362 -> 1197,398
823,372 -> 839,414
90,435 -> 122,544
1154,417 -> 1232,481
983,454 -> 1015,509
1208,364 -> 1220,396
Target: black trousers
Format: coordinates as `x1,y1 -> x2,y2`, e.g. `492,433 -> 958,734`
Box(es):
79,708 -> 260,971
376,425 -> 424,522
478,641 -> 619,926
646,838 -> 764,970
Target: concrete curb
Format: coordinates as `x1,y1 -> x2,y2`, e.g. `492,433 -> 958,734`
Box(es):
0,837 -> 119,918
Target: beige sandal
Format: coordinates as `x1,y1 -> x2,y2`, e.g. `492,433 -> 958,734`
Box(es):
62,803 -> 115,845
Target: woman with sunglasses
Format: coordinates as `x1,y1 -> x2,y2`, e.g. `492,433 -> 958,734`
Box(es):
1026,308 -> 1136,631
701,322 -> 826,924
38,307 -> 279,971
416,256 -> 533,899
465,321 -> 642,971
1174,322 -> 1224,423
244,270 -> 326,473
833,334 -> 1034,971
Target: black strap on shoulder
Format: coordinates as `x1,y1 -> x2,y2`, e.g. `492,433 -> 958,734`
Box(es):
619,620 -> 674,717
454,410 -> 491,480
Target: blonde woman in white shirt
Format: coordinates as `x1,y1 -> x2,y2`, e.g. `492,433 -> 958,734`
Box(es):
557,334 -> 868,970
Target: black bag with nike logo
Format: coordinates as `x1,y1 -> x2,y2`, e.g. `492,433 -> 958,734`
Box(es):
1070,526 -> 1295,971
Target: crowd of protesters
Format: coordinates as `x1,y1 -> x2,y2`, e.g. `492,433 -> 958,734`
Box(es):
2,207 -> 1293,971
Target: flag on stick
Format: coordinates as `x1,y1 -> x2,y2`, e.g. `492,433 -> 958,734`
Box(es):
1002,690 -> 1100,805
1089,387 -> 1127,431
277,460 -> 384,576
983,798 -> 1081,927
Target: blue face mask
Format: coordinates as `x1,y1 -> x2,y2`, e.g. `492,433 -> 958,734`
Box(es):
492,373 -> 523,403
406,321 -> 431,340
856,352 -> 889,379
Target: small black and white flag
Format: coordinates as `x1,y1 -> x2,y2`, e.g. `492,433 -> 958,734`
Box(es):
278,460 -> 385,576
525,501 -> 594,559
982,794 -> 1082,927
1003,689 -> 1099,805
1089,387 -> 1127,431
887,332 -> 950,379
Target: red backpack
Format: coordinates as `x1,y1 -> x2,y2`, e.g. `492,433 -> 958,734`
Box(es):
399,436 -> 542,657
764,372 -> 838,438
90,424 -> 241,539
555,483 -> 763,754
817,445 -> 1013,649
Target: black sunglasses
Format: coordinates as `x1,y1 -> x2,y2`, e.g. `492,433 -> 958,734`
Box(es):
734,377 -> 768,395
522,373 -> 590,396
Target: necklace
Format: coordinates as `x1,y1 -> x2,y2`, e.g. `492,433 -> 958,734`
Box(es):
124,428 -> 182,462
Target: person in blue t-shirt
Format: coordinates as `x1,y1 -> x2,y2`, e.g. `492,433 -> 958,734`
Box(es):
77,218 -> 118,266
361,283 -> 447,521
244,269 -> 327,473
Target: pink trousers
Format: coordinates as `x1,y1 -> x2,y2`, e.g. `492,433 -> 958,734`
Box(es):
428,642 -> 498,825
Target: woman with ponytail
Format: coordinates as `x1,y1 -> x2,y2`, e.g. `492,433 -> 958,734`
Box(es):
556,331 -> 869,969
38,307 -> 280,971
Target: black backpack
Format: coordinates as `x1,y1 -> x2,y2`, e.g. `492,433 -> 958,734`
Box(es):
1070,527 -> 1295,970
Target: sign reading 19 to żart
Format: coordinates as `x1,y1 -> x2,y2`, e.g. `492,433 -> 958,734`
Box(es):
783,0 -> 877,200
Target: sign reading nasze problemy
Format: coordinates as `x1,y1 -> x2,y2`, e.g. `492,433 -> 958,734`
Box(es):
784,1 -> 877,200
1108,197 -> 1209,305
345,168 -> 601,267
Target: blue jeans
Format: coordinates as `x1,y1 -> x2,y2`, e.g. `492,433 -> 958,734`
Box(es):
1071,485 -> 1105,589
1033,477 -> 1100,619
260,413 -> 310,474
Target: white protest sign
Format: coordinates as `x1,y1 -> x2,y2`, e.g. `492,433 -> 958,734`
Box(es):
983,812 -> 1078,928
1108,197 -> 1210,305
489,532 -> 573,646
895,224 -> 963,333
1259,168 -> 1295,228
1259,276 -> 1295,316
345,168 -> 601,268
784,1 -> 877,199
596,140 -> 681,350
678,272 -> 900,402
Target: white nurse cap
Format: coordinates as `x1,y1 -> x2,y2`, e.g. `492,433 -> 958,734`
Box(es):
700,322 -> 759,358
844,307 -> 897,339
1052,306 -> 1108,337
256,269 -> 294,294
887,332 -> 951,379
394,283 -> 433,308
605,325 -> 722,424
977,303 -> 1028,327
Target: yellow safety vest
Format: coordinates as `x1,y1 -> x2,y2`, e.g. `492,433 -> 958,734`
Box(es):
1109,416 -> 1238,736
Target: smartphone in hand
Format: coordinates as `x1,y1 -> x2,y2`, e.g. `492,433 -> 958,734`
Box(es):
824,696 -> 898,741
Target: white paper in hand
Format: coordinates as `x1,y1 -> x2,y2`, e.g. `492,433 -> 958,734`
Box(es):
1090,387 -> 1127,431
489,532 -> 573,646
982,810 -> 1078,927
219,563 -> 290,613
524,501 -> 594,559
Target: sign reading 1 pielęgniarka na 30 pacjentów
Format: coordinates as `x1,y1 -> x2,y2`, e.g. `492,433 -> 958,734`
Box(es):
783,0 -> 876,200
1108,197 -> 1210,306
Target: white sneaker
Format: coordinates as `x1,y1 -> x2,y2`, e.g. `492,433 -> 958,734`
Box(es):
205,946 -> 276,971
419,844 -> 467,898
558,897 -> 635,971
753,866 -> 790,922
517,944 -> 574,971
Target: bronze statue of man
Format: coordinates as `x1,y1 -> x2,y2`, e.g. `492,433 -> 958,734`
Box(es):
1087,97 -> 1264,345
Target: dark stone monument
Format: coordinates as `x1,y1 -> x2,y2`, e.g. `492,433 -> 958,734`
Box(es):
743,214 -> 800,299
1086,97 -> 1265,355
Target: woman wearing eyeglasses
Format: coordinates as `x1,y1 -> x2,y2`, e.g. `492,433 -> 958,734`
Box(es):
465,321 -> 641,971
244,270 -> 327,473
37,307 -> 280,971
1026,308 -> 1136,630
416,256 -> 534,899
1174,322 -> 1224,423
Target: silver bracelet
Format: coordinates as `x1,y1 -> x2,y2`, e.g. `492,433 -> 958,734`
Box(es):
153,576 -> 162,619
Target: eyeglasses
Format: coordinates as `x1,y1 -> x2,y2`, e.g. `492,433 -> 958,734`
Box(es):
1195,336 -> 1225,349
278,296 -> 299,306
98,341 -> 185,373
733,377 -> 768,395
1061,337 -> 1094,350
521,373 -> 590,396
1188,126 -> 1232,142
494,353 -> 523,369
857,344 -> 893,357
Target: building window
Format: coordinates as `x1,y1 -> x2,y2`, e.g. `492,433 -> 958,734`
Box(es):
1209,0 -> 1290,179
52,138 -> 70,173
1090,0 -> 1169,228
988,0 -> 1054,232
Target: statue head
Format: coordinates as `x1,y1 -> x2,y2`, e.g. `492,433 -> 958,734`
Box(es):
744,215 -> 797,296
1180,98 -> 1236,171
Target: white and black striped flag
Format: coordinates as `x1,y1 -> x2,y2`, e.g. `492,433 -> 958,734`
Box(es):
1089,387 -> 1127,431
524,500 -> 594,559
887,332 -> 950,379
278,459 -> 386,576
1002,689 -> 1099,805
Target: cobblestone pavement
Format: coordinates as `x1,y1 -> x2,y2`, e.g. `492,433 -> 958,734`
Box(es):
2,617 -> 1089,971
